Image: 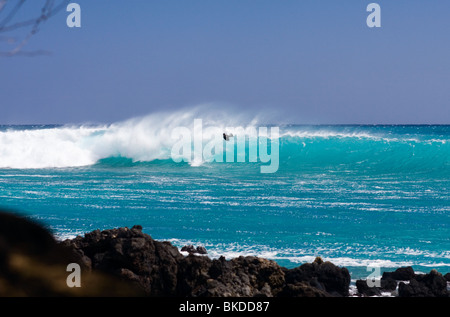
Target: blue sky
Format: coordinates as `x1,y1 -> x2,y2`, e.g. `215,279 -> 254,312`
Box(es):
1,0 -> 450,124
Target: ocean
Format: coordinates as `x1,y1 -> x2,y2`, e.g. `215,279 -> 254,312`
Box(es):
0,111 -> 449,280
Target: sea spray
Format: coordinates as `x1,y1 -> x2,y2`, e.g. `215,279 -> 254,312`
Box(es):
0,107 -> 261,169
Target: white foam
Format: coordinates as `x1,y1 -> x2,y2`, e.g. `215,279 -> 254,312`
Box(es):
279,129 -> 445,145
166,239 -> 389,266
0,126 -> 100,168
0,105 -> 259,169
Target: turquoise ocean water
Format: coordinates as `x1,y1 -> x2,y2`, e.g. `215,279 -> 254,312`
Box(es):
0,114 -> 449,280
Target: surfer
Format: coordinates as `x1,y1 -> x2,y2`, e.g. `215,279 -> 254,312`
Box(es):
223,132 -> 233,141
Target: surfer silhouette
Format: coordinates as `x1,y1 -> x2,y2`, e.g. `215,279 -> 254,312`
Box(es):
223,132 -> 233,141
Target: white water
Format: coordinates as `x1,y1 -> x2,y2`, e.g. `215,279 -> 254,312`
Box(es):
0,106 -> 259,169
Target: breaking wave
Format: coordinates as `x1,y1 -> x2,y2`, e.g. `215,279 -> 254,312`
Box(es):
0,107 -> 448,173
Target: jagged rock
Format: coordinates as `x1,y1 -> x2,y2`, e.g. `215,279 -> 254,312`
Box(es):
381,277 -> 398,291
382,266 -> 415,281
63,225 -> 183,296
283,257 -> 351,296
65,228 -> 351,297
399,280 -> 431,297
444,273 -> 450,282
398,269 -> 448,297
356,279 -> 382,297
357,266 -> 448,297
177,255 -> 286,297
181,244 -> 196,253
196,246 -> 208,255
181,244 -> 208,255
355,277 -> 397,296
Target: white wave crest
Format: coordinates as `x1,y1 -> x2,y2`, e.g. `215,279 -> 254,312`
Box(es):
0,106 -> 259,169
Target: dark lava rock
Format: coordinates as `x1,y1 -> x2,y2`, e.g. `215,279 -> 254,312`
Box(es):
444,273 -> 450,282
283,257 -> 351,297
381,277 -> 398,291
181,244 -> 208,255
63,225 -> 183,296
382,266 -> 415,281
355,277 -> 397,297
356,279 -> 382,297
65,230 -> 350,297
196,246 -> 208,255
177,255 -> 287,297
398,269 -> 448,297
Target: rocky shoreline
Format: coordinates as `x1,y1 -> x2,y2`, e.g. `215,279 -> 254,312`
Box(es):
62,225 -> 351,297
0,211 -> 449,297
61,225 -> 450,297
